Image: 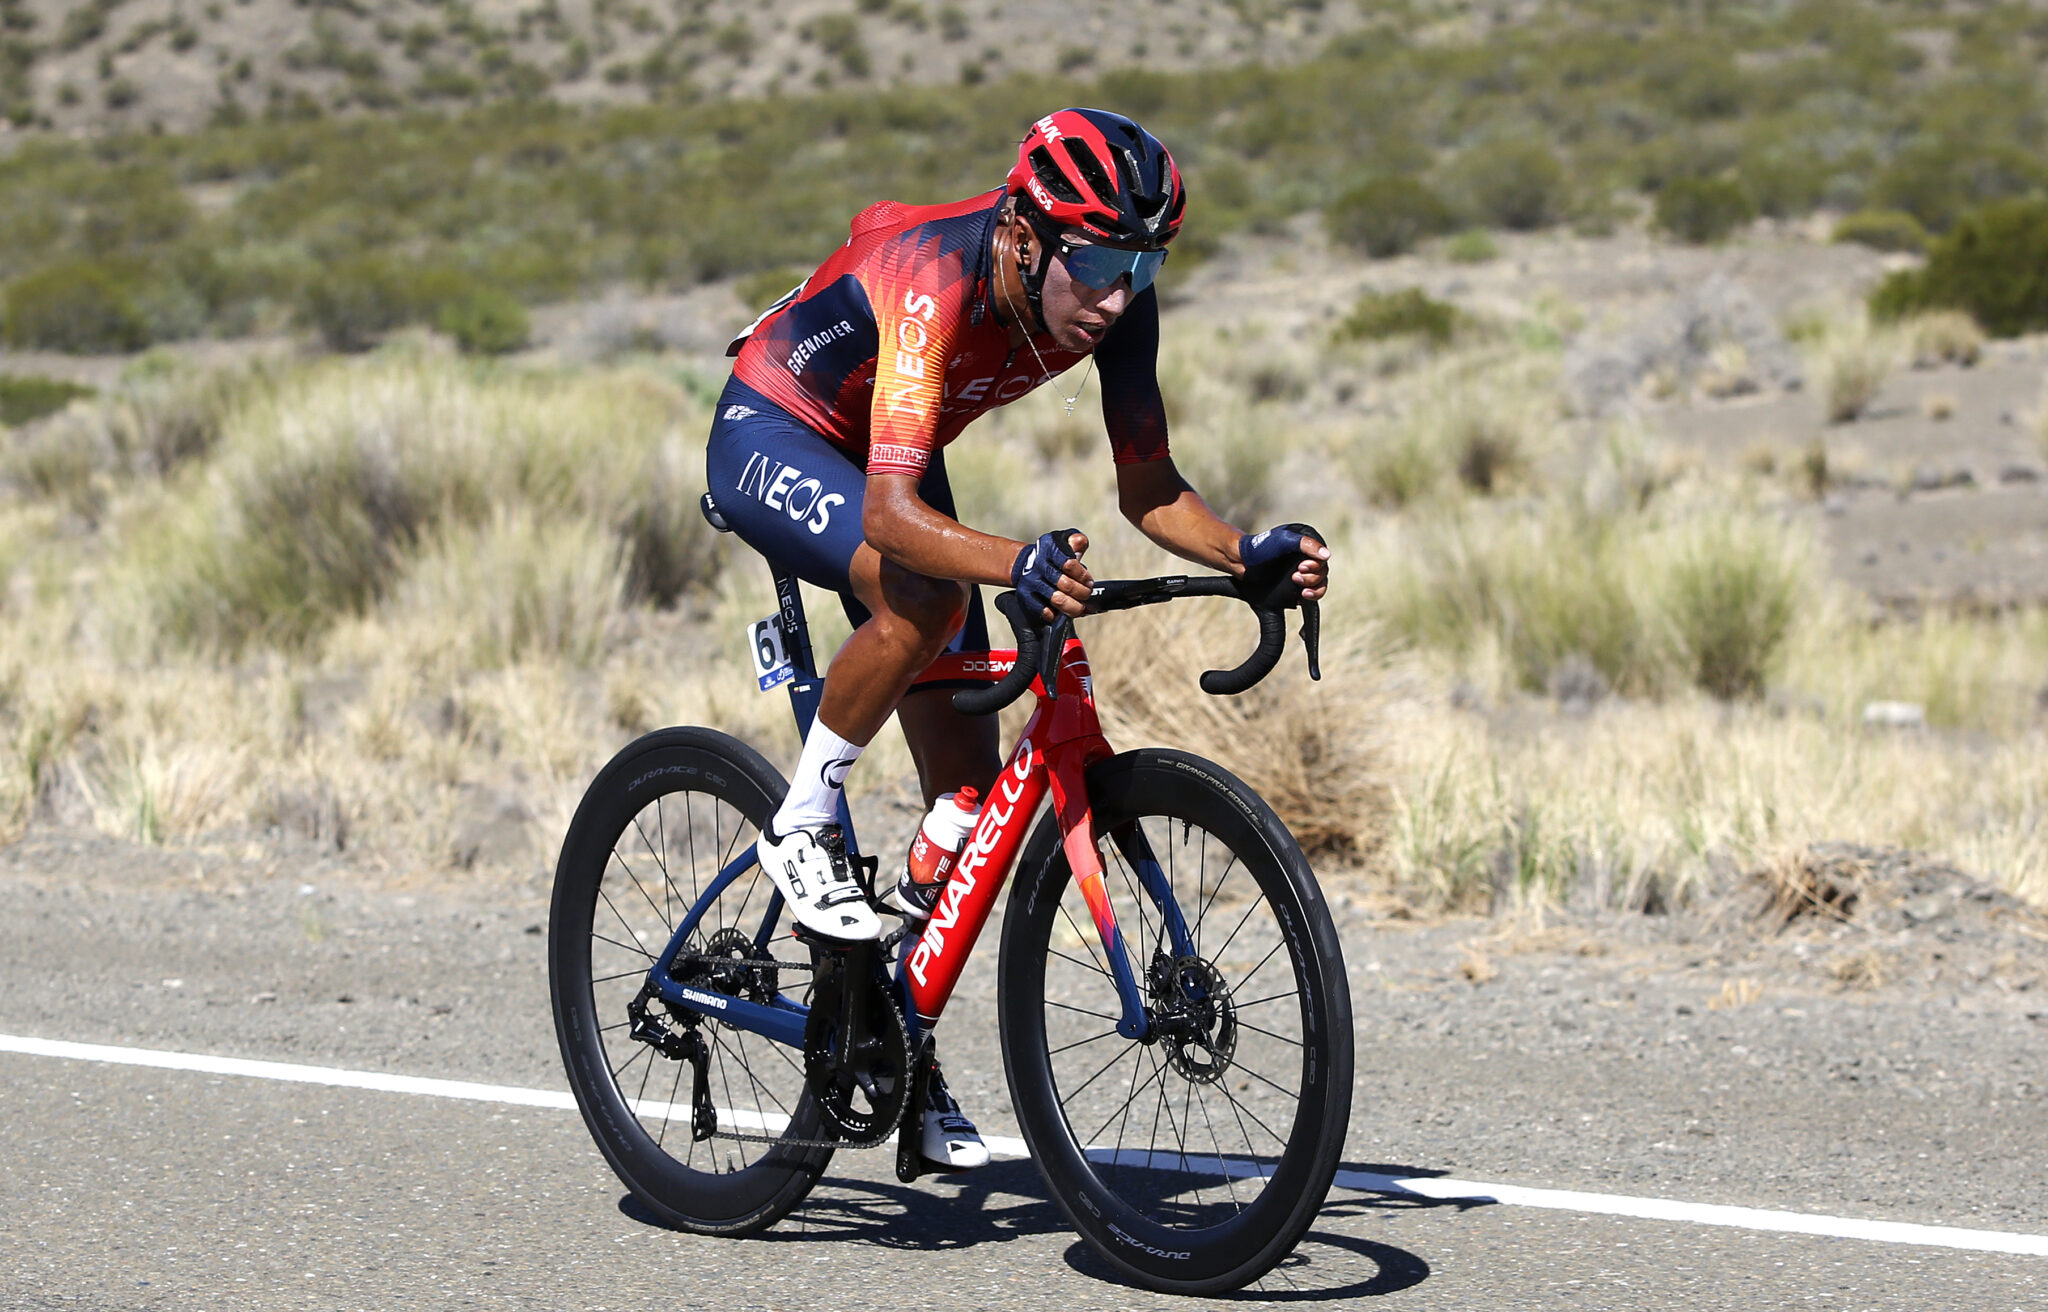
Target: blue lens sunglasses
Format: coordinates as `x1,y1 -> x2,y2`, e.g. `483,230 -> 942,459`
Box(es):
1058,241 -> 1168,293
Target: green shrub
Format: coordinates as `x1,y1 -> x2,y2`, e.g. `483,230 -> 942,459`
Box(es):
298,255 -> 414,352
1444,230 -> 1498,263
436,287 -> 529,355
1831,209 -> 1928,254
1335,288 -> 1459,347
1324,176 -> 1455,258
734,265 -> 809,311
0,374 -> 94,427
1444,137 -> 1568,231
1369,501 -> 1808,700
1653,177 -> 1755,244
1869,197 -> 2048,337
1664,513 -> 1805,700
1871,141 -> 2047,235
3,262 -> 151,354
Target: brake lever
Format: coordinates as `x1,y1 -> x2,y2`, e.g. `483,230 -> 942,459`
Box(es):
1300,600 -> 1321,681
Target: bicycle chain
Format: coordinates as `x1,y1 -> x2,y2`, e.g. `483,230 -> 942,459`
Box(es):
670,950 -> 816,976
662,951 -> 883,1150
665,927 -> 918,1151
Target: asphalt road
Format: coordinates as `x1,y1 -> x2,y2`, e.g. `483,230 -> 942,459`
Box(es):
2,833 -> 2045,1310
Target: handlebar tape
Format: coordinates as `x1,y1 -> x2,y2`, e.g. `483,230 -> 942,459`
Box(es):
951,591 -> 1043,717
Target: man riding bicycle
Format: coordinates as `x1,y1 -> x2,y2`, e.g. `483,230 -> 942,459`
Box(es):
704,108 -> 1330,1171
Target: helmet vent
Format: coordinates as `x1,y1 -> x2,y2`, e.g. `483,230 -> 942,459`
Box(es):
1028,146 -> 1084,204
1060,137 -> 1120,208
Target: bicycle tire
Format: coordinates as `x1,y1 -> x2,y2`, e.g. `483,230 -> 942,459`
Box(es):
550,726 -> 833,1235
998,748 -> 1352,1294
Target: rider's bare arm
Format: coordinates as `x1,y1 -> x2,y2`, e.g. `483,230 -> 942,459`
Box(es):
1116,459 -> 1329,601
864,475 -> 1095,615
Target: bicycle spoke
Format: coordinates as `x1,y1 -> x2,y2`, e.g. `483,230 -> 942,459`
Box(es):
1047,1028 -> 1123,1057
592,921 -> 653,963
655,794 -> 671,924
1212,1056 -> 1294,1105
1086,1045 -> 1168,1151
631,811 -> 678,928
683,792 -> 702,913
1056,902 -> 1112,977
1191,1083 -> 1247,1215
1194,850 -> 1240,951
1234,1015 -> 1305,1048
1231,936 -> 1288,997
1045,997 -> 1120,1024
1217,1080 -> 1290,1157
1208,885 -> 1269,965
655,1057 -> 686,1149
1059,1036 -> 1142,1108
611,842 -> 675,936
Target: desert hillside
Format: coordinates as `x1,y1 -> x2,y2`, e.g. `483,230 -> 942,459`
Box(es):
1,0 -> 1383,133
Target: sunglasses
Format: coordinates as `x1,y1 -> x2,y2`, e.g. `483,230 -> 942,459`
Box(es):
1057,241 -> 1168,294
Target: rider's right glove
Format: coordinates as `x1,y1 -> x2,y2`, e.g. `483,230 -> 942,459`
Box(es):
1011,528 -> 1083,619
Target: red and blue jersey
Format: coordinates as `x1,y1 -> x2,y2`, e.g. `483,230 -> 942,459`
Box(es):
730,189 -> 1170,481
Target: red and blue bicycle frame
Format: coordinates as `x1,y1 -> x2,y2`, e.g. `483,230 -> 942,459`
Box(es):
639,572 -> 1190,1051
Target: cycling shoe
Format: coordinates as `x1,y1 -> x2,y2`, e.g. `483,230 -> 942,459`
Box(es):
756,821 -> 882,941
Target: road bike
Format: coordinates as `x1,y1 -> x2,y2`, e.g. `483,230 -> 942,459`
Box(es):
548,496 -> 1353,1295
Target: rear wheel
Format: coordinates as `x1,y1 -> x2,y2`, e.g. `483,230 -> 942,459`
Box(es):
549,727 -> 832,1235
999,748 -> 1352,1294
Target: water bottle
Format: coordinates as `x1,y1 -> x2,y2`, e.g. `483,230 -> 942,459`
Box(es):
896,788 -> 981,918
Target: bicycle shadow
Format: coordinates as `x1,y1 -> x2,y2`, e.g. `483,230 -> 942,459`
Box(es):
618,1158 -> 1474,1301
1056,1162 -> 1489,1301
618,1157 -> 1066,1254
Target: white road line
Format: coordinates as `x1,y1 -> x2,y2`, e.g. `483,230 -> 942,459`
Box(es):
5,1032 -> 2045,1259
1,1033 -> 580,1110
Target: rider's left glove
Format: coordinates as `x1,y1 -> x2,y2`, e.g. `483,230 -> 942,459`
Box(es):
1238,524 -> 1309,572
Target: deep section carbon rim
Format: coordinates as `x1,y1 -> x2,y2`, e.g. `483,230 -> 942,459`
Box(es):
587,785 -> 815,1170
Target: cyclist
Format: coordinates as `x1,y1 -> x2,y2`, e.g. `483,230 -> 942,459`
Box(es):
704,108 -> 1330,1169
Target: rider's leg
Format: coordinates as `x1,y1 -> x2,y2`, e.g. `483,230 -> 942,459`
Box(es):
897,688 -> 1000,809
771,548 -> 969,834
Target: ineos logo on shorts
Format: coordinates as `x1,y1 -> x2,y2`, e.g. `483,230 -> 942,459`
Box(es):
734,451 -> 845,535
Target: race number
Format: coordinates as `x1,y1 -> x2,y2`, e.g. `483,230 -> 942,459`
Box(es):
747,616 -> 795,692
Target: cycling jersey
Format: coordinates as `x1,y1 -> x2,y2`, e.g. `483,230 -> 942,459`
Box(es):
730,189 -> 1170,481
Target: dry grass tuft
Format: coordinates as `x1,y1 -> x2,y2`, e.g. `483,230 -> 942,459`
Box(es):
1708,977 -> 1764,1010
1904,310 -> 1985,369
1805,315 -> 1896,424
1085,603 -> 1396,864
1828,949 -> 1889,990
1458,943 -> 1498,983
1758,846 -> 1871,929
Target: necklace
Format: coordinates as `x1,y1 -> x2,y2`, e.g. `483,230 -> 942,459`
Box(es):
1024,329 -> 1094,418
999,230 -> 1095,418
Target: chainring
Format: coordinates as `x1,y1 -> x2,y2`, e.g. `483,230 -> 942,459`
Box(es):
803,957 -> 912,1147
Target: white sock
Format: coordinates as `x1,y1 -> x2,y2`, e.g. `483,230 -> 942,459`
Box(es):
773,720 -> 863,834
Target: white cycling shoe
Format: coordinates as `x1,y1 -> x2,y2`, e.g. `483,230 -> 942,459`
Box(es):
756,821 -> 882,941
920,1073 -> 990,1171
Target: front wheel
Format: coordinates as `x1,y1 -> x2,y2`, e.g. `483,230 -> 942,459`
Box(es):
999,748 -> 1353,1295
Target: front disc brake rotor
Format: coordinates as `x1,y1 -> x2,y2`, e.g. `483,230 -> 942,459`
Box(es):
1152,954 -> 1237,1085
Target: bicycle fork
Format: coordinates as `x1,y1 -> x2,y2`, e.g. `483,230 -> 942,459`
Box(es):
1053,780 -> 1200,1044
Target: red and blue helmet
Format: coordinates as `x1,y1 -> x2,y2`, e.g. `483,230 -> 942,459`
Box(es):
1007,108 -> 1185,251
